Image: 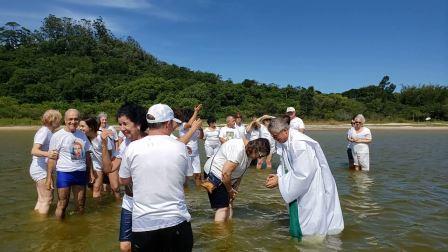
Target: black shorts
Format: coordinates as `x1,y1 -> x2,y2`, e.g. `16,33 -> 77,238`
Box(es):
204,172 -> 230,209
132,221 -> 193,252
347,148 -> 354,160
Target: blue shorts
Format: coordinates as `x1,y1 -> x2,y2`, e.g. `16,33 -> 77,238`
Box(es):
56,171 -> 87,188
119,208 -> 132,242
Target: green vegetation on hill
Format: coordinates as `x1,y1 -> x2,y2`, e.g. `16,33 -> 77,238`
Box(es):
0,15 -> 447,125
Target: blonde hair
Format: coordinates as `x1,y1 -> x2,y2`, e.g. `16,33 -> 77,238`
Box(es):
42,109 -> 62,126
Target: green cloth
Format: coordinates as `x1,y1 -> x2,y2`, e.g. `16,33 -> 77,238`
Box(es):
289,200 -> 302,241
282,147 -> 302,241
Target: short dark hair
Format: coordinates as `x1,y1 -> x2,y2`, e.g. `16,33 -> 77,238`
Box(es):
207,116 -> 216,125
246,138 -> 271,157
82,117 -> 99,133
116,103 -> 148,133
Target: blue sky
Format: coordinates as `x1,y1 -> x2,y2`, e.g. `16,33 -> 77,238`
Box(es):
1,0 -> 447,93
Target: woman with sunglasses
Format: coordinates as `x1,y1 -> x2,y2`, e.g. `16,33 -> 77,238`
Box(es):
349,114 -> 372,171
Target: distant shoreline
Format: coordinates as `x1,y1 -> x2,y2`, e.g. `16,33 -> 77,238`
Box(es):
1,123 -> 447,131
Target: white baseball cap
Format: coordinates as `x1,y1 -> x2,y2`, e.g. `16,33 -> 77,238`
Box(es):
286,107 -> 295,113
146,104 -> 181,124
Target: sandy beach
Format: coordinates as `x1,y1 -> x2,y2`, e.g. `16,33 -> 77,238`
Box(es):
1,123 -> 447,131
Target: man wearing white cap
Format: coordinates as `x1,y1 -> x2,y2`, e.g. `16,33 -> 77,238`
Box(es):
286,107 -> 305,133
119,104 -> 193,251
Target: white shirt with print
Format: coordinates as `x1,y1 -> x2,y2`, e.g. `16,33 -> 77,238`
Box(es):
219,126 -> 241,141
49,128 -> 91,172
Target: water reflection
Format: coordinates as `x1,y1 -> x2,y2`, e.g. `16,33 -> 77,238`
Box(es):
346,171 -> 382,219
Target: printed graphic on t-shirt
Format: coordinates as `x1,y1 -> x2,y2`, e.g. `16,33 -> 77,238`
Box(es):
226,131 -> 234,140
71,140 -> 85,160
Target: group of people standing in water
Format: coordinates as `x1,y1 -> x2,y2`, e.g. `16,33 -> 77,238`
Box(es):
29,104 -> 375,251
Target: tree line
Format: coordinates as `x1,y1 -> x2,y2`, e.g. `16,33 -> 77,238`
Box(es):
0,15 -> 447,124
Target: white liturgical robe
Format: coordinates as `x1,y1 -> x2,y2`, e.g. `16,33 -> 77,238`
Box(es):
276,129 -> 344,236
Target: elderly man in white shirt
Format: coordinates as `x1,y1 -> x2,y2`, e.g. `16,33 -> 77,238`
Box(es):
119,104 -> 193,251
286,107 -> 305,133
219,115 -> 241,143
265,117 -> 344,239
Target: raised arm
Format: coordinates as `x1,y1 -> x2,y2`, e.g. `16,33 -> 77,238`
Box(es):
178,118 -> 202,144
183,104 -> 202,130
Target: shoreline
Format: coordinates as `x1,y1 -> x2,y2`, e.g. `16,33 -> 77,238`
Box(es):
1,123 -> 447,131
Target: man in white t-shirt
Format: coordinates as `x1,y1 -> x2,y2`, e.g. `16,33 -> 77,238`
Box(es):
119,103 -> 193,251
219,115 -> 241,144
46,109 -> 92,219
286,107 -> 305,133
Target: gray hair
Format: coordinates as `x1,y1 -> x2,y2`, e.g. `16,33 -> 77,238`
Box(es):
98,112 -> 108,120
64,108 -> 79,120
226,115 -> 235,123
268,117 -> 289,134
354,114 -> 366,124
146,114 -> 167,129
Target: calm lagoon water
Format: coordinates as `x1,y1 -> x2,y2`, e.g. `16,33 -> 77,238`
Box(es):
0,129 -> 447,251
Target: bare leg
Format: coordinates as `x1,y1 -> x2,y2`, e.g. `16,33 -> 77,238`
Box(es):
256,158 -> 264,170
228,203 -> 233,219
92,171 -> 103,198
34,181 -> 42,211
214,207 -> 231,222
193,173 -> 202,186
36,179 -> 53,215
55,187 -> 70,219
265,154 -> 272,169
72,185 -> 86,214
120,242 -> 131,252
108,170 -> 121,199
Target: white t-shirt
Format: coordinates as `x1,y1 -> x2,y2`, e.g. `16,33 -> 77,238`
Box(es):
247,127 -> 260,141
204,127 -> 221,146
119,135 -> 191,232
235,124 -> 246,139
204,139 -> 250,183
352,127 -> 372,153
49,129 -> 91,172
290,117 -> 305,131
30,126 -> 53,170
259,124 -> 276,153
89,134 -> 113,171
114,138 -> 133,211
178,122 -> 200,156
347,127 -> 354,149
219,126 -> 241,141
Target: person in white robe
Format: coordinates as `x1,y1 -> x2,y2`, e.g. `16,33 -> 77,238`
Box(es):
265,117 -> 344,238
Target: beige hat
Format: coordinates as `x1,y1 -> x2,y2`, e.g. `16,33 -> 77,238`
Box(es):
257,115 -> 276,122
286,107 -> 295,113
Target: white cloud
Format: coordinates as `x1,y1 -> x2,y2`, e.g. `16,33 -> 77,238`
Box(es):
51,7 -> 127,34
60,0 -> 151,10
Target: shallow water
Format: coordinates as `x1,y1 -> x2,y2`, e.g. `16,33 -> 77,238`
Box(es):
0,129 -> 447,251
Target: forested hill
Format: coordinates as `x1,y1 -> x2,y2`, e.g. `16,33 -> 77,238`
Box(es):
0,15 -> 447,122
